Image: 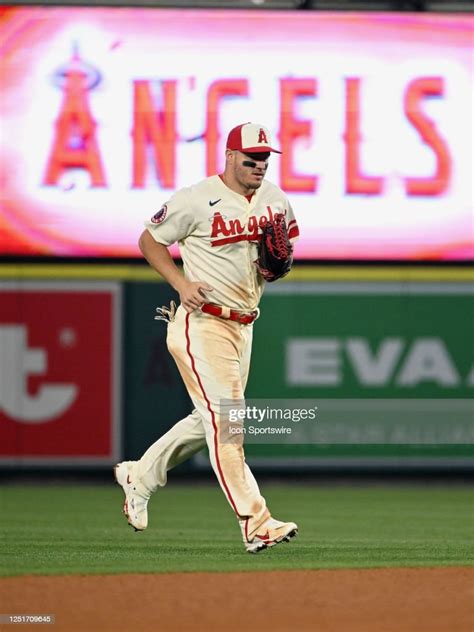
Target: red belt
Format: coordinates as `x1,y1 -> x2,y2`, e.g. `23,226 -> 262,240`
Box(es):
201,303 -> 259,325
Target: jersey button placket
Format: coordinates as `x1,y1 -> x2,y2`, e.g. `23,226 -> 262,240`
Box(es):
243,204 -> 257,305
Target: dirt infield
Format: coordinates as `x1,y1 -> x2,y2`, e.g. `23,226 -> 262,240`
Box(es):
1,567 -> 472,632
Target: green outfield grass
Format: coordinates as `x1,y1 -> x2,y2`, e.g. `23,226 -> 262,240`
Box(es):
0,483 -> 472,576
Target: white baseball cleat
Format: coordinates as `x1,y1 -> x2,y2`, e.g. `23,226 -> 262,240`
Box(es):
241,517 -> 298,554
113,461 -> 151,532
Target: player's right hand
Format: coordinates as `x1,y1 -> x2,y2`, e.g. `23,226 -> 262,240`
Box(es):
178,281 -> 213,313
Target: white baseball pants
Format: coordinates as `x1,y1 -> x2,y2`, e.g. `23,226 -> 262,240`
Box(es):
136,305 -> 270,537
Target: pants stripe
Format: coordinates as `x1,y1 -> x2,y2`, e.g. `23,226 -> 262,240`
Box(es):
184,312 -> 243,519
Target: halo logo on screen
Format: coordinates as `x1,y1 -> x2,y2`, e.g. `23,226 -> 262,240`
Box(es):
43,47 -> 106,188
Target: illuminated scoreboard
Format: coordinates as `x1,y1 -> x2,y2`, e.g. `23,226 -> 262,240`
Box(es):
0,8 -> 472,260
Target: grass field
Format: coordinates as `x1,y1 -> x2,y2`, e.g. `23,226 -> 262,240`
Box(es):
1,483 -> 473,577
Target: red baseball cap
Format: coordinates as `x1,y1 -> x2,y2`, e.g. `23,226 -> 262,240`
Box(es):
226,123 -> 281,154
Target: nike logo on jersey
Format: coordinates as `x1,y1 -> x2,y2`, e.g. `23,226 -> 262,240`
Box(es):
209,199 -> 221,207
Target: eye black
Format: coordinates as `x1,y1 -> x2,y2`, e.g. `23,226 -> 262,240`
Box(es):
244,152 -> 270,162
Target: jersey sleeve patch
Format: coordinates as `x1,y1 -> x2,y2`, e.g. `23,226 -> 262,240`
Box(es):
151,205 -> 168,224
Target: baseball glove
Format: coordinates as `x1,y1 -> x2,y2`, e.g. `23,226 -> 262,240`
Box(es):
255,213 -> 293,282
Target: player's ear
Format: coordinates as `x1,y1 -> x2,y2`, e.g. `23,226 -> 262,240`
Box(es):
224,149 -> 234,169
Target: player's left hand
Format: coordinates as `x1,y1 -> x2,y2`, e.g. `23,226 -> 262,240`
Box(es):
254,214 -> 293,282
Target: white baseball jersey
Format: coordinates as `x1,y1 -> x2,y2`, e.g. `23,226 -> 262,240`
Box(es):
145,175 -> 299,311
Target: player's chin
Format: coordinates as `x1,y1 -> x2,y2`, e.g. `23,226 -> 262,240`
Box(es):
248,178 -> 263,189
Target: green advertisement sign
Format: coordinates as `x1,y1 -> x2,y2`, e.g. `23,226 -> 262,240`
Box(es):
250,283 -> 472,397
124,280 -> 473,469
241,281 -> 473,467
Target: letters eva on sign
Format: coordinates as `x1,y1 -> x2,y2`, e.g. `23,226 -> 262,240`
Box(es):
0,288 -> 116,461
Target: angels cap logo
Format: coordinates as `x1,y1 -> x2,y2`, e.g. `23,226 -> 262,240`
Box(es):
151,205 -> 168,224
258,128 -> 268,144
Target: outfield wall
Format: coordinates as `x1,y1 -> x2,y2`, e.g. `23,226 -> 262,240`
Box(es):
0,266 -> 472,470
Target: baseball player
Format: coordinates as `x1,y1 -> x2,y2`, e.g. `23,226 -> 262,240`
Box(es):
115,123 -> 300,553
